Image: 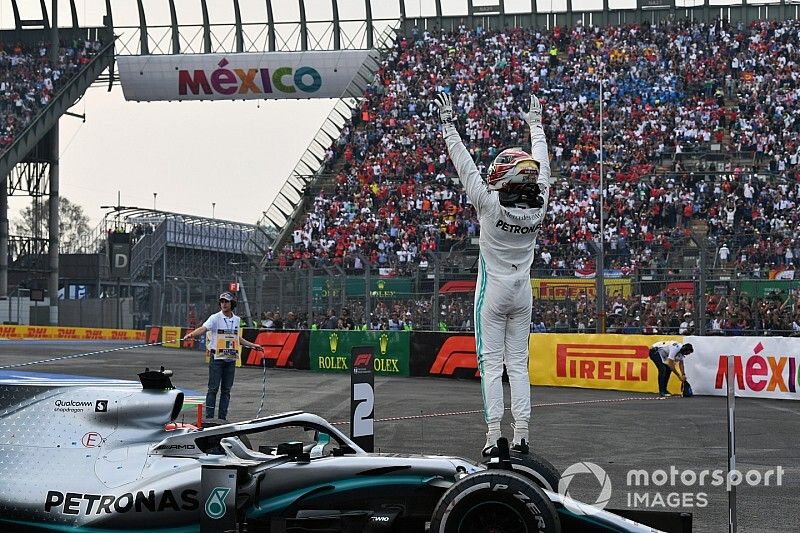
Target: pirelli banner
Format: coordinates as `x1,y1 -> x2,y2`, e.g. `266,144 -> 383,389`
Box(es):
118,50 -> 378,102
531,278 -> 631,300
309,331 -> 409,377
530,334 -> 683,394
684,336 -> 799,400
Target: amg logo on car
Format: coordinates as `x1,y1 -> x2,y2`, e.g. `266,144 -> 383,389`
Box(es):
155,444 -> 197,450
556,344 -> 649,381
45,489 -> 199,514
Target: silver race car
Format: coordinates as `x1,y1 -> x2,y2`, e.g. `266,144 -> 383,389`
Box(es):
0,368 -> 686,532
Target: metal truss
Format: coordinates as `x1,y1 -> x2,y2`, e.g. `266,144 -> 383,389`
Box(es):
6,162 -> 49,197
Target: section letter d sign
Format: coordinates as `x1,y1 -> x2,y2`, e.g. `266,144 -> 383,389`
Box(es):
114,253 -> 128,269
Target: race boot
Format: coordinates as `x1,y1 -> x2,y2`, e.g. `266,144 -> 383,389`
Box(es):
512,423 -> 529,454
482,432 -> 501,458
511,438 -> 530,454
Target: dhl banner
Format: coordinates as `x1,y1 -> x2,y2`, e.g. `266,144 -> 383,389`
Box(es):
530,334 -> 683,394
0,325 -> 144,341
685,336 -> 799,400
531,278 -> 631,300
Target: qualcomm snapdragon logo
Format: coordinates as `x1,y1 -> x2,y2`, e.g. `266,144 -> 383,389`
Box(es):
557,461 -> 612,515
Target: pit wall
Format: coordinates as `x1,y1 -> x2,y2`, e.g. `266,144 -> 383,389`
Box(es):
146,327 -> 799,401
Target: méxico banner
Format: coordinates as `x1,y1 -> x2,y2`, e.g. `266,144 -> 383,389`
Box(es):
118,50 -> 377,102
685,336 -> 800,400
309,330 -> 409,376
530,334 -> 683,394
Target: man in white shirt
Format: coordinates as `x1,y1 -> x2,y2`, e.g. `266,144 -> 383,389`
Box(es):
649,341 -> 693,396
183,292 -> 263,422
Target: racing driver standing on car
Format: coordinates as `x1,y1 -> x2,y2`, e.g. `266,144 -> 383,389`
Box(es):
435,92 -> 551,456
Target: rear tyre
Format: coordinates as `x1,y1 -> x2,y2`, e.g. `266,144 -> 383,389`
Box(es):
429,470 -> 560,533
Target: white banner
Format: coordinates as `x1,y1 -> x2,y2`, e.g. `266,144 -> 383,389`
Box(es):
685,336 -> 799,400
118,50 -> 377,102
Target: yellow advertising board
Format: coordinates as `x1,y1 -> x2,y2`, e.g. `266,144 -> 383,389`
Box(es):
529,333 -> 683,394
161,326 -> 183,348
0,325 -> 144,341
530,278 -> 631,300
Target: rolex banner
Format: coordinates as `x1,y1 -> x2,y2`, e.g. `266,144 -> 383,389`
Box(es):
309,331 -> 409,376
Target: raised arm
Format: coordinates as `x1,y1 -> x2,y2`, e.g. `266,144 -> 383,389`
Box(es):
527,95 -> 552,199
435,93 -> 492,213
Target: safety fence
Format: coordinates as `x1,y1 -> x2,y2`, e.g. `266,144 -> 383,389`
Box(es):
147,327 -> 799,401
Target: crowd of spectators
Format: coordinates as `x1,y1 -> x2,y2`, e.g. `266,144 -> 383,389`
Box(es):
251,283 -> 800,335
0,38 -> 103,151
257,18 -> 800,335
270,18 -> 800,283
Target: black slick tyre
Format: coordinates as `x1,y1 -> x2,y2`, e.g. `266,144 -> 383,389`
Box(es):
481,450 -> 561,492
429,470 -> 560,533
507,450 -> 561,492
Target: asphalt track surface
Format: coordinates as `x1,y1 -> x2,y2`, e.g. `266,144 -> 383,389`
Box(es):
1,341 -> 797,533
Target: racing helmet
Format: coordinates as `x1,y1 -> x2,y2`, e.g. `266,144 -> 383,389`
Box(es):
218,291 -> 237,309
486,148 -> 540,190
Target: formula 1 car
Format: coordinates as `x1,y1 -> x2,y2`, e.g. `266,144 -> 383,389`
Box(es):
0,368 -> 688,532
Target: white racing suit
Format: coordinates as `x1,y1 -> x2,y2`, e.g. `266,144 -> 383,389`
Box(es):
443,122 -> 550,444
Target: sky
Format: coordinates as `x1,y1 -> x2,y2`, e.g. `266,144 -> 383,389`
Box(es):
2,0 -> 751,236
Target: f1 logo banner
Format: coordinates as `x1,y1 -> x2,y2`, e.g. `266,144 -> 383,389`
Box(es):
108,232 -> 131,278
410,332 -> 480,379
242,330 -> 310,370
350,346 -> 374,452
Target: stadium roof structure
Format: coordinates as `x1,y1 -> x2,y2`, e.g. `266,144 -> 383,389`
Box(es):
74,206 -> 274,257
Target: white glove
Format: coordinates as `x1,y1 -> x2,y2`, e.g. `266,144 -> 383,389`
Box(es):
528,95 -> 542,128
435,92 -> 455,125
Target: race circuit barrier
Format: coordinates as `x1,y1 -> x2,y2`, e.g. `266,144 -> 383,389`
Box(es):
529,333 -> 685,396
242,329 -> 310,370
146,326 -> 800,400
146,326 -> 310,370
685,336 -> 799,400
0,324 -> 144,341
309,330 -> 409,376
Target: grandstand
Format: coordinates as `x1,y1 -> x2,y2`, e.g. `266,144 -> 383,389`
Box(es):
246,4 -> 800,336
0,4 -> 113,325
0,1 -> 798,335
